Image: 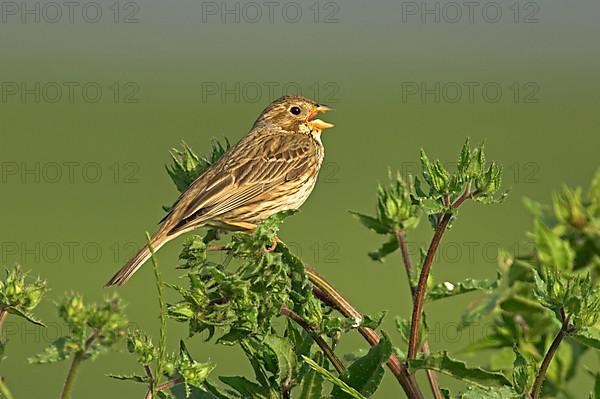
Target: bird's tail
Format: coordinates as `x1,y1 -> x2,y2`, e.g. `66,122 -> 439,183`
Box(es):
104,234 -> 169,287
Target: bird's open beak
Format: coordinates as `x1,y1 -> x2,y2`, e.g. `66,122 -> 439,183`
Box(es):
307,105 -> 334,130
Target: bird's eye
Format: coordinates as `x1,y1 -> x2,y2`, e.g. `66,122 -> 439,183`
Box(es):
290,106 -> 301,115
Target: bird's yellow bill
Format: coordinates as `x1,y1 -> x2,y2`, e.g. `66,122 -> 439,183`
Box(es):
308,105 -> 335,130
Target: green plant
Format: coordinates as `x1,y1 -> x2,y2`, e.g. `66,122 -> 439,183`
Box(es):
29,294 -> 128,399
1,140 -> 599,398
0,266 -> 47,399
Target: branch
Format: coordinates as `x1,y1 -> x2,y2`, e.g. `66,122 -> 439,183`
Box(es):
0,309 -> 7,336
530,309 -> 572,399
60,330 -> 99,399
143,365 -> 155,399
280,305 -> 346,374
395,230 -> 443,399
305,266 -> 424,399
0,376 -> 14,399
406,188 -> 474,362
395,230 -> 416,294
0,309 -> 14,399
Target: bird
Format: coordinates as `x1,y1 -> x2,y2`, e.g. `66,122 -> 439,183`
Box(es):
105,95 -> 334,286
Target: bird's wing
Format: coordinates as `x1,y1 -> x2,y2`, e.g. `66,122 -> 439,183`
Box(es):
163,133 -> 317,231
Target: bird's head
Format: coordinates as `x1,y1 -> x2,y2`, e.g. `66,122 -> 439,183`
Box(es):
253,95 -> 334,134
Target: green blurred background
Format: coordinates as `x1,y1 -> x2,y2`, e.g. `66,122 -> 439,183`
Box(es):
1,0 -> 599,397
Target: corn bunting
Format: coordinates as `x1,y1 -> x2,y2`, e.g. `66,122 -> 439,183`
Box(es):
105,95 -> 334,286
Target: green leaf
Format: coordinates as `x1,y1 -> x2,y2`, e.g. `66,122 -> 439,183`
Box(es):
408,351 -> 512,388
349,212 -> 389,234
166,140 -> 230,193
426,273 -> 500,302
107,374 -> 150,383
457,138 -> 472,181
28,337 -> 71,364
457,385 -> 520,398
533,219 -> 574,270
420,149 -> 450,194
367,236 -> 398,262
202,380 -> 239,399
458,294 -> 499,330
512,347 -> 533,394
360,311 -> 387,330
573,328 -> 600,350
218,376 -> 270,399
0,265 -> 47,326
395,317 -> 411,344
299,353 -> 325,399
588,168 -> 600,216
332,332 -> 392,398
522,197 -> 546,218
301,356 -> 367,399
10,306 -> 46,327
421,198 -> 445,215
263,335 -> 296,385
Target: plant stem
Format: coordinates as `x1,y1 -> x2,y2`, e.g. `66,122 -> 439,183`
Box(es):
0,309 -> 7,336
60,331 -> 98,399
0,310 -> 13,399
61,351 -> 84,399
530,311 -> 571,399
406,214 -> 451,361
305,266 -> 424,399
143,365 -> 155,399
155,378 -> 182,392
147,233 -> 167,391
407,188 -> 473,362
0,376 -> 14,399
395,231 -> 416,294
395,230 -> 443,399
280,304 -> 346,374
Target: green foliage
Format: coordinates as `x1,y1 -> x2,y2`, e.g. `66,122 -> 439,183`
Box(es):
408,351 -> 512,388
302,356 -> 367,399
299,352 -> 325,399
451,385 -> 520,398
331,332 -> 392,398
167,213 -> 324,344
353,139 -> 506,264
111,337 -> 214,398
166,139 -> 231,194
534,266 -> 600,330
426,273 -> 501,302
512,347 -> 534,395
457,169 -> 600,398
30,294 -> 127,364
416,139 -> 506,206
0,265 -> 46,326
5,140 -> 600,398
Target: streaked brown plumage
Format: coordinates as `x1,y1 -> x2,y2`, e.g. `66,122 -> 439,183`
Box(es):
105,96 -> 334,286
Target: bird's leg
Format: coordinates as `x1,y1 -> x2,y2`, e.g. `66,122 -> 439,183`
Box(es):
265,235 -> 281,252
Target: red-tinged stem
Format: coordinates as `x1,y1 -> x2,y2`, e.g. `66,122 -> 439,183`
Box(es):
530,310 -> 572,399
280,305 -> 346,374
406,188 -> 474,362
305,266 -> 424,399
395,230 -> 444,399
